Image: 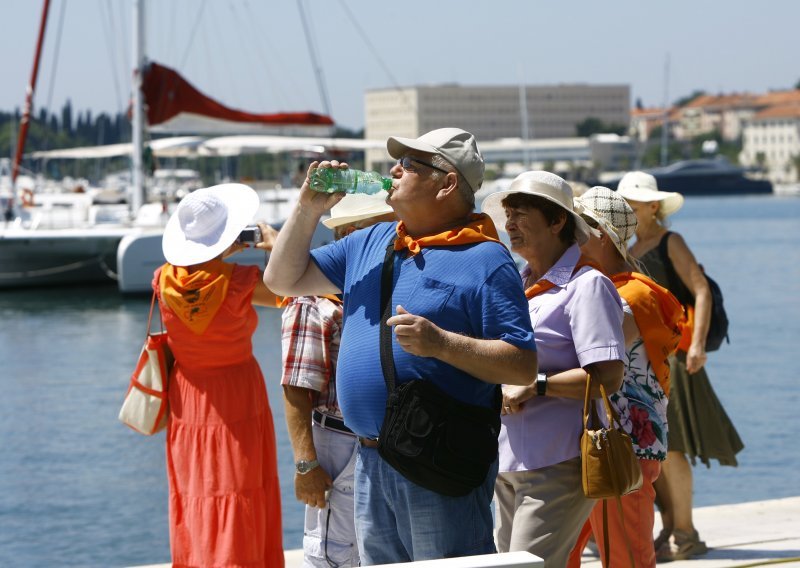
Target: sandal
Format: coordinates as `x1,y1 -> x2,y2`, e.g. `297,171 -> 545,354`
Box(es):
654,527 -> 672,551
671,529 -> 708,560
654,528 -> 673,563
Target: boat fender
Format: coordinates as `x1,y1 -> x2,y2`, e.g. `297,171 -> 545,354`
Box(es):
21,188 -> 35,207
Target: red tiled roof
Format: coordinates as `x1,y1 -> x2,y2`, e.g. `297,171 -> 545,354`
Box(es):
752,104 -> 800,120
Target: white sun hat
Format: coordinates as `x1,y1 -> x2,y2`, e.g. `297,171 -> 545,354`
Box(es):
322,191 -> 394,229
481,170 -> 597,245
616,171 -> 684,217
162,183 -> 259,266
575,186 -> 638,261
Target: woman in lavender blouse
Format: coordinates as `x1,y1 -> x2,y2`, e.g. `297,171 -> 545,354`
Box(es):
482,171 -> 626,567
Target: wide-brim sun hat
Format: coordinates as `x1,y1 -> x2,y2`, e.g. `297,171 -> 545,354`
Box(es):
575,186 -> 638,261
386,128 -> 485,193
616,171 -> 684,217
162,183 -> 259,266
322,191 -> 394,229
481,171 -> 596,245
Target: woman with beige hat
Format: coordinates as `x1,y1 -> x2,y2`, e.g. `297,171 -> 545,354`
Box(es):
617,172 -> 743,561
483,171 -> 626,567
566,186 -> 684,568
156,183 -> 285,567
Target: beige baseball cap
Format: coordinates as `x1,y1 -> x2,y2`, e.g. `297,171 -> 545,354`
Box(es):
386,128 -> 485,192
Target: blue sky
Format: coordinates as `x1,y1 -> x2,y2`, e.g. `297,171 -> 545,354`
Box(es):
3,0 -> 799,131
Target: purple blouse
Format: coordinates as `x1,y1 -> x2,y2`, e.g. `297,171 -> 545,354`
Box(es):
498,244 -> 625,471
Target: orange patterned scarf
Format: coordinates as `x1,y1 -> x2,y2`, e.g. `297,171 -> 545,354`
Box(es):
393,213 -> 500,256
524,256 -> 600,299
611,272 -> 684,395
159,260 -> 235,334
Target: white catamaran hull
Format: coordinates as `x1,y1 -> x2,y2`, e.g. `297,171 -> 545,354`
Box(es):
0,227 -> 140,288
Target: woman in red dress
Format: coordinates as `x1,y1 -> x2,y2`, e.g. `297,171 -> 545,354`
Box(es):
155,183 -> 283,567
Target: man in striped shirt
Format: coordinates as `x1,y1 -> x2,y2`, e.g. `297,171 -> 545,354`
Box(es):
281,193 -> 395,568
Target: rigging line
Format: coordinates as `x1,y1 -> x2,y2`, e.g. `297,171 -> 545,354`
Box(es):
334,0 -> 416,116
296,0 -> 332,117
98,0 -> 125,113
223,0 -> 268,110
241,0 -> 300,110
178,0 -> 209,70
41,0 -> 67,153
0,255 -> 117,280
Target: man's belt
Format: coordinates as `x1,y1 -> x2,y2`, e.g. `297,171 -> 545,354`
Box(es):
312,409 -> 354,435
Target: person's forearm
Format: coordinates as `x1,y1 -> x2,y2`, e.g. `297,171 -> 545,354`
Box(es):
264,205 -> 322,296
434,333 -> 538,386
692,288 -> 712,350
283,386 -> 316,461
545,360 -> 624,400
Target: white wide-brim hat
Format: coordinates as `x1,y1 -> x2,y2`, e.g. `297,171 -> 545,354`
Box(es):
616,171 -> 684,217
322,191 -> 394,229
162,183 -> 259,266
481,171 -> 596,245
575,186 -> 638,261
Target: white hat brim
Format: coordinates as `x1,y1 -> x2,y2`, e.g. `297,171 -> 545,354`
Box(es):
616,186 -> 684,217
162,183 -> 259,266
482,189 -> 595,245
322,192 -> 394,229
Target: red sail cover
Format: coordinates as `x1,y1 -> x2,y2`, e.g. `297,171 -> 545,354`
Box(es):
142,61 -> 334,132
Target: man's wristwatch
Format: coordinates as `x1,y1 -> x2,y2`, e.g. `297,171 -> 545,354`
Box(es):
295,459 -> 320,475
535,373 -> 547,396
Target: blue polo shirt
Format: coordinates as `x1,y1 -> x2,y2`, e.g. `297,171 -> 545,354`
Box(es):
310,222 -> 536,439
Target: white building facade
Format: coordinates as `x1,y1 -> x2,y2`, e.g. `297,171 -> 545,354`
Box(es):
364,84 -> 629,170
740,106 -> 800,183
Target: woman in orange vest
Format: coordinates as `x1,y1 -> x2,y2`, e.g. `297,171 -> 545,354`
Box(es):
567,186 -> 684,568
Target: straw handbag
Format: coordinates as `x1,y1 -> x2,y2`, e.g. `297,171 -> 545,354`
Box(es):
118,291 -> 174,435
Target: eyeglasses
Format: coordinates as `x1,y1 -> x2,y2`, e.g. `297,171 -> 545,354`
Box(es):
396,156 -> 449,175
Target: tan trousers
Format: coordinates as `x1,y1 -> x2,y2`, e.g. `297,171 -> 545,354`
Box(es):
495,457 -> 595,568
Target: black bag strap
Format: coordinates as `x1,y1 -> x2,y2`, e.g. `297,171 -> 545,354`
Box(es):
379,240 -> 399,393
377,239 -> 502,411
657,231 -> 693,306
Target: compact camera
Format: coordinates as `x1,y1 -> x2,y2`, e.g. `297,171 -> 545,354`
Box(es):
237,225 -> 262,244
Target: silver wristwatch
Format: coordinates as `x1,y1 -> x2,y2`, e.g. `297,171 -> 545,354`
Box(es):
295,459 -> 320,475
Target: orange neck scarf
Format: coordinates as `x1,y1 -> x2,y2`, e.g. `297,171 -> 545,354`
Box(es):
393,213 -> 500,256
611,272 -> 684,395
524,255 -> 600,299
159,260 -> 234,334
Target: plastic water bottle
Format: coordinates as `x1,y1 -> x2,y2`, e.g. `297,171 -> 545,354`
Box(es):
309,168 -> 392,195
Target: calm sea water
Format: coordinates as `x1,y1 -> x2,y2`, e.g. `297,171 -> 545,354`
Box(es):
1,194 -> 798,567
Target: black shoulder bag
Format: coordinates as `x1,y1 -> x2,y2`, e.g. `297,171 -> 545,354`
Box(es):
376,241 -> 501,497
658,231 -> 729,352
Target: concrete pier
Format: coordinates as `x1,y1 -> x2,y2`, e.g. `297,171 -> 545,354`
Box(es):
132,496 -> 800,567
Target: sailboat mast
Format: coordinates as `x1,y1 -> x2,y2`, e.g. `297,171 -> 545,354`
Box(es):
131,0 -> 146,216
11,0 -> 51,185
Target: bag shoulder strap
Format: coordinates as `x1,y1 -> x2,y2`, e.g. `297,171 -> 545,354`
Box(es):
657,231 -> 693,306
379,240 -> 399,393
377,240 -> 502,409
146,290 -> 166,338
